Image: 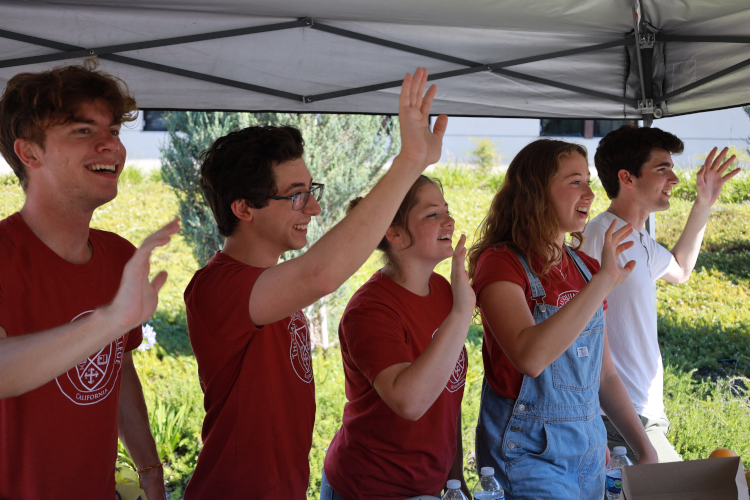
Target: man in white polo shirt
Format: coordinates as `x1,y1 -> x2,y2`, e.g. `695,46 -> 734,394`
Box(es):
583,125 -> 738,463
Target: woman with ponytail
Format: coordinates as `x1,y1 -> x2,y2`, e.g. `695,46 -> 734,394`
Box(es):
322,175 -> 475,500
468,140 -> 657,500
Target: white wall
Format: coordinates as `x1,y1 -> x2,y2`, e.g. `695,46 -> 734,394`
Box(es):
437,107 -> 750,170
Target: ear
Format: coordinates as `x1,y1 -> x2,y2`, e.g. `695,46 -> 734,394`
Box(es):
384,224 -> 404,245
13,139 -> 42,170
230,199 -> 254,222
617,169 -> 635,190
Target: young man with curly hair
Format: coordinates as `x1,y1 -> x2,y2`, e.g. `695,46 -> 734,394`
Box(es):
0,62 -> 178,499
583,125 -> 738,463
184,68 -> 448,499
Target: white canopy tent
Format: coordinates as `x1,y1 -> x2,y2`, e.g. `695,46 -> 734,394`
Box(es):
1,0 -> 749,123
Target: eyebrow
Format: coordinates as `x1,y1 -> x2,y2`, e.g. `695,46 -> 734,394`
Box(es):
654,162 -> 673,167
564,173 -> 585,179
70,117 -> 119,127
281,181 -> 311,194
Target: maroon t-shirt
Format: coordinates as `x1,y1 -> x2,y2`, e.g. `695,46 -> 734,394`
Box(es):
472,246 -> 606,399
184,252 -> 316,500
0,213 -> 142,500
324,272 -> 467,500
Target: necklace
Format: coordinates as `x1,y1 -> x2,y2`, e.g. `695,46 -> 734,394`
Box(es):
552,253 -> 567,280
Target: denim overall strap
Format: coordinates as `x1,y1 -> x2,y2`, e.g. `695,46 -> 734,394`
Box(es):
565,245 -> 592,283
512,251 -> 547,313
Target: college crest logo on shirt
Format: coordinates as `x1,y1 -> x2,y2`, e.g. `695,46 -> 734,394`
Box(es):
432,328 -> 467,393
557,290 -> 579,307
288,311 -> 313,383
56,310 -> 125,405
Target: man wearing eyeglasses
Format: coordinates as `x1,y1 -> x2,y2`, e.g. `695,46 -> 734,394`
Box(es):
184,68 -> 447,500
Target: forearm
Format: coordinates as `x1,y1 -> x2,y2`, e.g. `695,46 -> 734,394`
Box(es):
448,410 -> 469,496
300,155 -> 423,291
119,354 -> 165,498
509,274 -> 613,376
0,308 -> 129,399
386,308 -> 471,420
118,357 -> 160,467
599,372 -> 656,463
669,198 -> 711,280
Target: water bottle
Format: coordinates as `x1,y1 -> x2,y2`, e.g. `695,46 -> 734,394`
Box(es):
606,446 -> 633,500
472,467 -> 504,499
443,479 -> 468,500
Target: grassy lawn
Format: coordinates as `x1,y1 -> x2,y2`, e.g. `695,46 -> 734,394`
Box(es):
2,166 -> 749,498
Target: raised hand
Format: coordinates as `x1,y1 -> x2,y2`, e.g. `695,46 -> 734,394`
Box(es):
398,67 -> 448,167
696,147 -> 740,206
104,219 -> 180,331
598,220 -> 636,289
450,234 -> 476,315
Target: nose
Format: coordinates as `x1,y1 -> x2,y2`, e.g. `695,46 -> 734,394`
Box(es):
583,183 -> 595,202
96,128 -> 122,155
303,193 -> 322,216
668,169 -> 680,186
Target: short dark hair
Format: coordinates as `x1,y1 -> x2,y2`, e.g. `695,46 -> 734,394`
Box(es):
0,59 -> 137,190
594,125 -> 684,199
199,125 -> 305,238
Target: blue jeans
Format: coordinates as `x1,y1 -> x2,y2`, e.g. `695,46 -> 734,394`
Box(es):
320,470 -> 348,500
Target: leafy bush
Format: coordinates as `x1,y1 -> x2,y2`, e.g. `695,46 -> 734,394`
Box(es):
469,137 -> 501,172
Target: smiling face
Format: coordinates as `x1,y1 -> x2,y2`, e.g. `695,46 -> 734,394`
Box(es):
548,151 -> 595,237
630,148 -> 680,212
395,182 -> 455,265
24,99 -> 126,212
251,157 -> 321,256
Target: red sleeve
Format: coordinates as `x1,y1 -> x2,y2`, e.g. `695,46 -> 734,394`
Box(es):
472,247 -> 531,306
575,250 -> 608,311
124,326 -> 143,352
342,302 -> 414,385
189,263 -> 265,348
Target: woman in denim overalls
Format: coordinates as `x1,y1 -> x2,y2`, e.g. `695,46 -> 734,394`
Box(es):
467,140 -> 658,500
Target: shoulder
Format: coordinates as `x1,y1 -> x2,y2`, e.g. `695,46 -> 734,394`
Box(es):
186,253 -> 265,302
573,248 -> 602,273
583,212 -> 612,236
475,245 -> 520,273
0,214 -> 21,255
89,228 -> 136,255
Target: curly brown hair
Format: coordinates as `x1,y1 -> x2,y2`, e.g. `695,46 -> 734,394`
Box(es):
200,125 -> 305,238
0,59 -> 137,190
468,139 -> 588,281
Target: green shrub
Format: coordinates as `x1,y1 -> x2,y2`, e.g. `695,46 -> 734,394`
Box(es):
118,165 -> 146,184
469,137 -> 500,172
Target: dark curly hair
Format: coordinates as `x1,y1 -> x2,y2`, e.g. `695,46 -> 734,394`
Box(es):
199,125 -> 305,238
0,58 -> 137,190
594,125 -> 684,199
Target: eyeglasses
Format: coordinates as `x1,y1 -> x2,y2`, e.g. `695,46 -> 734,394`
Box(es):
250,183 -> 325,211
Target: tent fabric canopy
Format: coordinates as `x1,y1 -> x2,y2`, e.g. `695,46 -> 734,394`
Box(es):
0,0 -> 748,119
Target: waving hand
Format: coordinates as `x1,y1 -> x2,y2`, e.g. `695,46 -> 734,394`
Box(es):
398,68 -> 448,167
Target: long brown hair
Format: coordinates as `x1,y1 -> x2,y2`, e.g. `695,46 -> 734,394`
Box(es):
348,175 -> 441,276
468,139 -> 588,280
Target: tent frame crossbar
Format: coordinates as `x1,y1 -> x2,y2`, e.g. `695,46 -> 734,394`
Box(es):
0,18 -> 748,110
